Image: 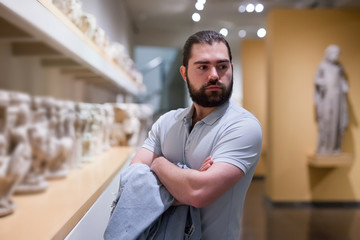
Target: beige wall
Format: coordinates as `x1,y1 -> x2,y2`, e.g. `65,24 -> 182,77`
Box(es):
242,40 -> 267,177
266,9 -> 360,202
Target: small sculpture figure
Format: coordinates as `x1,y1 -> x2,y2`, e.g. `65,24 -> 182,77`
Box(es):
1,92 -> 32,215
67,0 -> 83,27
15,96 -> 49,193
52,0 -> 71,15
53,0 -> 83,27
61,101 -> 77,169
111,104 -> 141,147
0,90 -> 13,217
45,99 -> 73,179
92,27 -> 109,50
80,13 -> 97,39
102,103 -> 114,151
314,44 -> 349,154
105,42 -> 126,66
78,103 -> 96,162
90,104 -> 105,156
73,103 -> 85,168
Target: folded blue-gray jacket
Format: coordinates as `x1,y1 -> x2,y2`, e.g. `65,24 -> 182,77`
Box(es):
104,163 -> 201,240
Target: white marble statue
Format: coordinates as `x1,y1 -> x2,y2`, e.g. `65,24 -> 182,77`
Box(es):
102,103 -> 114,151
53,0 -> 83,27
92,27 -> 109,50
80,13 -> 97,39
0,134 -> 8,176
52,0 -> 71,15
61,101 -> 77,169
314,44 -> 349,154
0,131 -> 14,217
137,104 -> 154,145
91,104 -> 105,156
15,96 -> 49,193
111,104 -> 142,147
105,42 -> 126,65
67,0 -> 83,27
0,90 -> 13,217
0,92 -> 32,215
78,103 -> 96,162
44,98 -> 71,179
73,103 -> 85,168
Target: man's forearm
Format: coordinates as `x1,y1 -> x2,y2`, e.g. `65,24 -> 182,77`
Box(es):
151,156 -> 243,208
150,156 -> 199,206
130,147 -> 159,166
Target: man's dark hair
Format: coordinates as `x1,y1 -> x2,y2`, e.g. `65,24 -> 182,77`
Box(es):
182,30 -> 232,67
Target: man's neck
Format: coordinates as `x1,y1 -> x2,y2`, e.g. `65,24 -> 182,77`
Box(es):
191,103 -> 216,126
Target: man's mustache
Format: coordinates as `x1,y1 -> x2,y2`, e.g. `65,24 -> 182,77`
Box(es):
203,81 -> 224,88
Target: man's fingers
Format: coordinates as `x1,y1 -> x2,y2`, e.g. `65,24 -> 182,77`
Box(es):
199,156 -> 213,171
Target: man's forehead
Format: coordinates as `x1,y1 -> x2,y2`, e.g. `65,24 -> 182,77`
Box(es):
189,42 -> 230,63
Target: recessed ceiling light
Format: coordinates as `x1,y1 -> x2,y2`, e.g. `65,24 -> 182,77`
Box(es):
246,3 -> 255,13
255,4 -> 264,13
195,2 -> 204,11
257,28 -> 266,38
238,5 -> 246,13
192,12 -> 201,22
238,30 -> 246,38
219,28 -> 228,37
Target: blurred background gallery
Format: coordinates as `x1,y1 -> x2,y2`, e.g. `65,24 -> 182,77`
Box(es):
0,0 -> 360,239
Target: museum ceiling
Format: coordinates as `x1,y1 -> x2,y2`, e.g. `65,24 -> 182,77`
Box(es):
125,0 -> 360,48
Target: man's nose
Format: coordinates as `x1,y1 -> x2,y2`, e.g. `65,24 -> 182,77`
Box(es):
208,67 -> 219,80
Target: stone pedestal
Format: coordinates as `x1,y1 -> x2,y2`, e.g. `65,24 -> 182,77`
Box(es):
308,153 -> 353,167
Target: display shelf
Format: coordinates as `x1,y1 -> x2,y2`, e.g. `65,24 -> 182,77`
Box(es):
0,0 -> 144,96
308,153 -> 353,168
0,146 -> 134,240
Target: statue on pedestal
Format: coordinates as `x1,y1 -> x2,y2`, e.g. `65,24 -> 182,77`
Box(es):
314,44 -> 349,155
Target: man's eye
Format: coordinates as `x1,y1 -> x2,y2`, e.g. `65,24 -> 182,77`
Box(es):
199,65 -> 208,70
218,65 -> 228,70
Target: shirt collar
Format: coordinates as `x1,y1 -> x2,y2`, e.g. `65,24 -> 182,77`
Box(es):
182,100 -> 230,126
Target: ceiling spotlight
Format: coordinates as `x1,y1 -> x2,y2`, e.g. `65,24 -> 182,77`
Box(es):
198,0 -> 206,4
192,12 -> 201,22
255,3 -> 264,13
219,28 -> 228,37
238,5 -> 246,13
238,30 -> 246,38
257,28 -> 266,38
246,3 -> 255,12
195,2 -> 204,11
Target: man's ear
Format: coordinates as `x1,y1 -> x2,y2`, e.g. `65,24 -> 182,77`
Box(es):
180,65 -> 187,82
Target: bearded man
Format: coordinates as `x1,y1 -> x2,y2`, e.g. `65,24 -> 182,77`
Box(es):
106,30 -> 262,240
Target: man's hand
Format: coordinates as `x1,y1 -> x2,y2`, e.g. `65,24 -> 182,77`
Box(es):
199,156 -> 213,171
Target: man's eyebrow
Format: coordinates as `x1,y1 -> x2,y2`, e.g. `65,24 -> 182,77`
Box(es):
193,59 -> 230,64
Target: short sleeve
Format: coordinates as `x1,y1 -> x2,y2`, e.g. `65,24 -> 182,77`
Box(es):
211,117 -> 262,174
142,115 -> 163,156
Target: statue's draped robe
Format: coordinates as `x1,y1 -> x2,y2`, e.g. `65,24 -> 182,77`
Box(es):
315,61 -> 348,154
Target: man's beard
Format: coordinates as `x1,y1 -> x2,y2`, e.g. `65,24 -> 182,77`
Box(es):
186,73 -> 233,108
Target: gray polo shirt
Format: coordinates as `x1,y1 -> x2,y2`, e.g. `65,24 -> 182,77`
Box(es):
143,99 -> 262,240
